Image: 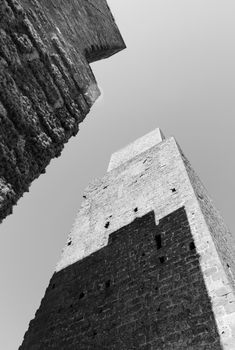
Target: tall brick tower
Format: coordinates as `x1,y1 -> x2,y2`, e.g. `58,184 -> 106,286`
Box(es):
21,129 -> 235,349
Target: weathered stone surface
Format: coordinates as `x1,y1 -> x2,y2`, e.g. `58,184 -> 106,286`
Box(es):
20,130 -> 235,348
20,208 -> 222,349
0,0 -> 125,222
108,128 -> 165,172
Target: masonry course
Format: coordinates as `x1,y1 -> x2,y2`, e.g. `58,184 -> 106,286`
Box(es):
0,0 -> 125,223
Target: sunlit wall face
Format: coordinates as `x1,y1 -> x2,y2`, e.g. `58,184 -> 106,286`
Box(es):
1,1 -> 235,349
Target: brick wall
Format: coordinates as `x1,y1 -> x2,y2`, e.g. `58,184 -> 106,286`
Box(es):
20,208 -> 221,349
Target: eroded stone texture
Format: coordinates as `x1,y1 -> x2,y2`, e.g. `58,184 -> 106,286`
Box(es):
0,0 -> 125,222
20,208 -> 222,350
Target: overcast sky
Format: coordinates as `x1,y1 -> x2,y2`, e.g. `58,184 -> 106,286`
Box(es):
1,1 -> 235,349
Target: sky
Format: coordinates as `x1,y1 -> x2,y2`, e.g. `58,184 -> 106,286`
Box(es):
1,1 -> 235,349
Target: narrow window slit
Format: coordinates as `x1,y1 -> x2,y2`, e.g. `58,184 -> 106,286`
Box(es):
189,241 -> 196,251
105,280 -> 111,289
79,292 -> 85,299
105,221 -> 110,229
155,235 -> 162,249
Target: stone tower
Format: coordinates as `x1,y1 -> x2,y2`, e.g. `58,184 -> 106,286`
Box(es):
20,129 -> 235,349
0,0 -> 125,223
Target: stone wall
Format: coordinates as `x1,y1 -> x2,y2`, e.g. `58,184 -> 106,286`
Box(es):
20,208 -> 221,349
55,131 -> 235,348
180,146 -> 235,292
0,0 -> 125,222
56,136 -> 196,270
20,131 -> 235,348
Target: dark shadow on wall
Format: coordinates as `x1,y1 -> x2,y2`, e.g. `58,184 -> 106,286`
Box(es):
20,207 -> 222,350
